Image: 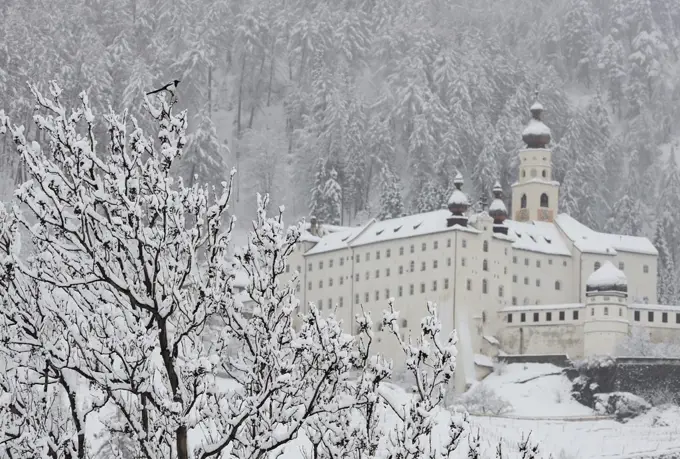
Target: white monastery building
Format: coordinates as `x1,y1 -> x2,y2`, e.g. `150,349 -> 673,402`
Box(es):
284,98 -> 680,388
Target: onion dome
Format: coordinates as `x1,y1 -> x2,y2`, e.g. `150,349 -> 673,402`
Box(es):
447,172 -> 470,228
522,92 -> 551,149
447,172 -> 470,214
586,261 -> 628,293
488,181 -> 508,222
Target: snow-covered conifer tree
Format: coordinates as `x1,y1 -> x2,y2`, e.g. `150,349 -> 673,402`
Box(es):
309,158 -> 329,222
180,110 -> 228,189
378,170 -> 404,220
654,214 -> 678,305
323,168 -> 342,225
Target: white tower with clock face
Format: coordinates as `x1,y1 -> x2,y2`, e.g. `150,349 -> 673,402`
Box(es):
511,98 -> 559,223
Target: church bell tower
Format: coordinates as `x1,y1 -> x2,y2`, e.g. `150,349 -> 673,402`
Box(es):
511,92 -> 559,222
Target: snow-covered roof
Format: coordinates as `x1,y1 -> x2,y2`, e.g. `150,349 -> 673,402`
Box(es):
448,189 -> 469,206
489,198 -> 507,213
501,303 -> 584,313
630,303 -> 680,311
298,221 -> 353,243
587,261 -> 627,288
522,118 -> 551,137
484,335 -> 500,345
555,214 -> 657,256
530,101 -> 544,111
474,353 -> 494,368
504,219 -> 572,256
350,210 -> 479,248
304,225 -> 366,255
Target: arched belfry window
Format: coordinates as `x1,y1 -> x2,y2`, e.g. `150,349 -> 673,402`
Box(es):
540,193 -> 549,208
520,194 -> 527,209
542,170 -> 547,178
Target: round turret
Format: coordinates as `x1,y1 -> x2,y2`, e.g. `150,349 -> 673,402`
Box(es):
522,95 -> 551,149
447,172 -> 470,215
586,261 -> 628,294
488,181 -> 508,223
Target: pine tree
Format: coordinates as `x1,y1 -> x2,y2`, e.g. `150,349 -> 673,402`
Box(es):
378,170 -> 404,220
654,215 -> 677,305
472,131 -> 502,202
605,188 -> 644,236
323,168 -> 342,225
179,111 -> 227,190
309,158 -> 329,222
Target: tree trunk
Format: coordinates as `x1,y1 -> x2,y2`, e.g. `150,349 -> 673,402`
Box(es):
208,64 -> 213,114
267,41 -> 276,107
236,52 -> 247,139
248,52 -> 267,129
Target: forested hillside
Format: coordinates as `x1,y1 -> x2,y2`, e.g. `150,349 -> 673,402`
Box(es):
2,0 -> 680,297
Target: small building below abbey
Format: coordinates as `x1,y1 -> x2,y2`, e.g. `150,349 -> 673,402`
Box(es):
284,97 -> 679,388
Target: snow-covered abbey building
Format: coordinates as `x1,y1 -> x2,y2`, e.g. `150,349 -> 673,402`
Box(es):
285,99 -> 680,388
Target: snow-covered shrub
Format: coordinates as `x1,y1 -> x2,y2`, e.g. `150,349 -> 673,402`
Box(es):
594,392 -> 651,421
454,384 -> 512,416
571,355 -> 617,408
640,387 -> 680,407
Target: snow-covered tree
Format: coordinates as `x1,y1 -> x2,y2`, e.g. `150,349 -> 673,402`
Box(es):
378,170 -> 405,220
179,110 -> 228,189
324,168 -> 343,225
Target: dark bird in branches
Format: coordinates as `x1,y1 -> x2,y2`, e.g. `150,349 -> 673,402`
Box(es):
146,79 -> 181,97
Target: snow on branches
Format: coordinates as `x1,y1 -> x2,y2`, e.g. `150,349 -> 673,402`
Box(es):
0,82 -> 235,458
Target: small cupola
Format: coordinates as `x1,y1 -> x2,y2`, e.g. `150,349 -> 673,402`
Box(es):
447,172 -> 470,228
489,181 -> 508,235
522,91 -> 551,149
586,261 -> 628,295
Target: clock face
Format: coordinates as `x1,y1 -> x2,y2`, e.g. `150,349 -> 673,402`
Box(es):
538,208 -> 553,222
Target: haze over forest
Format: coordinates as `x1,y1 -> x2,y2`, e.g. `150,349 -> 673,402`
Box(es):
2,0 -> 680,273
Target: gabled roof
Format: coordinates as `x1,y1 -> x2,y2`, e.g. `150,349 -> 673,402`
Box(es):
555,214 -> 657,256
304,224 -> 366,255
504,219 -> 572,256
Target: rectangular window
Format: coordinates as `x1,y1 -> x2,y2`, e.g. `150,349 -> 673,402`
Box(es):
339,296 -> 344,307
536,260 -> 541,268
524,258 -> 529,266
399,266 -> 404,275
434,241 -> 439,250
355,273 -> 359,282
466,279 -> 472,291
421,261 -> 426,271
320,261 -> 324,270
329,259 -> 333,268
375,291 -> 380,301
355,294 -> 359,304
462,239 -> 467,248
410,244 -> 415,254
387,249 -> 391,258
548,259 -> 553,265
513,275 -> 517,283
375,269 -> 380,278
319,280 -> 323,288
409,284 -> 414,295
643,265 -> 649,273
573,310 -> 579,320
308,281 -> 312,290
507,313 -> 513,323
318,299 -> 323,308
663,312 -> 668,323
524,277 -> 529,285
512,297 -> 517,305
648,311 -> 654,322
619,261 -> 624,270
339,276 -> 344,285
308,263 -> 313,271
366,253 -> 370,261
329,278 -> 333,287
365,292 -> 369,302
328,298 -> 332,309
422,242 -> 427,251
513,256 -> 517,264
521,313 -> 526,322
386,268 -> 391,277
447,238 -> 451,248
433,260 -> 438,269
536,279 -> 541,287
634,310 -> 640,321
340,257 -> 344,266
385,289 -> 390,299
559,311 -> 565,321
420,283 -> 425,293
546,312 -> 552,321
444,278 -> 449,289
676,313 -> 680,324
533,312 -> 539,322
356,255 -> 360,263
398,286 -> 403,297
376,251 -> 380,260
604,307 -> 609,316
447,257 -> 452,266
432,280 -> 437,291
400,247 -> 404,256
591,307 -> 594,316
365,272 -> 369,280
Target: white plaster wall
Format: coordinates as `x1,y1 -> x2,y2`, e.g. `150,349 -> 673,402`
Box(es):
583,295 -> 629,356
577,253 -> 657,304
509,250 -> 574,307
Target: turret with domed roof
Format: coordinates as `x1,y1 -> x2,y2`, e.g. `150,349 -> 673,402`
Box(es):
511,90 -> 560,223
489,181 -> 508,235
447,172 -> 470,227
